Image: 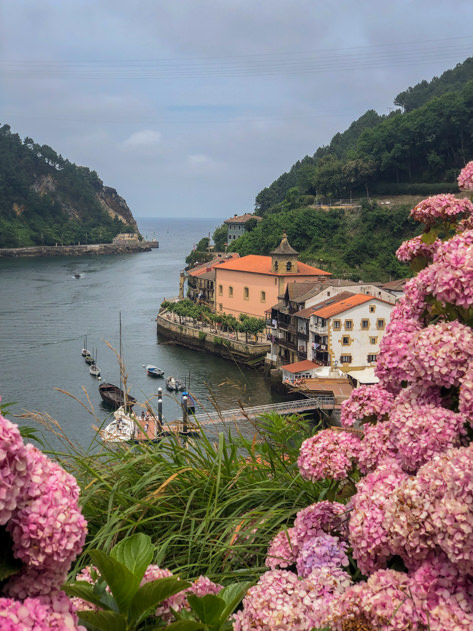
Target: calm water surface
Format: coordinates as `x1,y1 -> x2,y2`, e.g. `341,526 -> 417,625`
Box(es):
0,217 -> 280,449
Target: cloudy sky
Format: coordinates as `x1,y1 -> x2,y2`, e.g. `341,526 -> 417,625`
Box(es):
1,1 -> 473,219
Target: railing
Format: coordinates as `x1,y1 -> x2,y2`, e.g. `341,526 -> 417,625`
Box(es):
192,397 -> 335,425
310,323 -> 328,334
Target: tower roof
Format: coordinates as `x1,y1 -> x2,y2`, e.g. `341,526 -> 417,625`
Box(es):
270,231 -> 299,256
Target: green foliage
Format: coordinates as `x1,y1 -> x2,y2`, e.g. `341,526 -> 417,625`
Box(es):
0,124 -> 129,247
64,534 -> 192,631
212,225 -> 227,252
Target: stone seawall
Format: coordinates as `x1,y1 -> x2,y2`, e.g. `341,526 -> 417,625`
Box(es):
156,312 -> 270,365
0,241 -> 158,258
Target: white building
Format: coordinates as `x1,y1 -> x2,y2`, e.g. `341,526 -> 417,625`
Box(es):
295,292 -> 394,371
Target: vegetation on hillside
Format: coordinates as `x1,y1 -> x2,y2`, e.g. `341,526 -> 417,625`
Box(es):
0,124 -> 130,248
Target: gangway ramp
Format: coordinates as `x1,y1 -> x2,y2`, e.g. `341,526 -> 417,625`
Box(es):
191,396 -> 334,427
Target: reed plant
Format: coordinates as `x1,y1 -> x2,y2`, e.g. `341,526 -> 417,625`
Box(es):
24,396 -> 334,585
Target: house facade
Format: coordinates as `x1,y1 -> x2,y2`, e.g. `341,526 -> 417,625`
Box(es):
224,213 -> 262,244
214,233 -> 331,319
268,291 -> 394,371
187,253 -> 240,307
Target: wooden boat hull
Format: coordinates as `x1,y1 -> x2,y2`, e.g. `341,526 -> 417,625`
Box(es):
99,383 -> 136,409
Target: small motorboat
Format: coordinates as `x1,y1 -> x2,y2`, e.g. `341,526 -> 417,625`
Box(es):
85,353 -> 95,365
89,363 -> 101,378
166,376 -> 185,391
146,365 -> 164,378
99,383 -> 136,410
181,391 -> 196,413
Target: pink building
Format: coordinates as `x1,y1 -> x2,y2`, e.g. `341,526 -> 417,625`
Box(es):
214,233 -> 331,318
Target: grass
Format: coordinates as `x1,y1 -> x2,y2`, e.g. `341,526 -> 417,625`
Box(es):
21,393 -> 335,584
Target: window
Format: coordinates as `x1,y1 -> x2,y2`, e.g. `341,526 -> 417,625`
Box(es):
218,303 -> 223,312
370,336 -> 378,345
345,320 -> 353,330
367,354 -> 378,363
361,319 -> 369,329
340,354 -> 352,363
286,261 -> 292,271
261,291 -> 266,303
274,261 -> 279,272
369,305 -> 376,313
333,320 -> 341,330
244,287 -> 249,300
342,336 -> 350,346
218,284 -> 223,296
377,318 -> 385,330
228,286 -> 233,297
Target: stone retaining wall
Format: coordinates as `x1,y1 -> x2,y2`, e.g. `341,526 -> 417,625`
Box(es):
156,312 -> 270,365
0,241 -> 158,258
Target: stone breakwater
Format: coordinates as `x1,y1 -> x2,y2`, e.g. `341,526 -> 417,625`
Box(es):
156,310 -> 270,365
0,241 -> 158,258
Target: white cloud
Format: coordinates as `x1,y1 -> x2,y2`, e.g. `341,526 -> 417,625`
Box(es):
121,130 -> 162,150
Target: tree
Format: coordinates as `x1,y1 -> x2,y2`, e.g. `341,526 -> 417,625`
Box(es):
212,224 -> 227,251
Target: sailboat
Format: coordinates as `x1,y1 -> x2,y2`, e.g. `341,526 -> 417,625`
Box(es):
81,335 -> 90,357
89,348 -> 101,378
98,313 -> 135,409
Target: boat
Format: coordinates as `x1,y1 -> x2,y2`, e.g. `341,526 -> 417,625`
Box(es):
81,335 -> 90,357
166,376 -> 184,391
98,313 -> 136,409
100,405 -> 200,444
99,383 -> 136,409
85,353 -> 95,365
146,365 -> 164,378
89,350 -> 101,378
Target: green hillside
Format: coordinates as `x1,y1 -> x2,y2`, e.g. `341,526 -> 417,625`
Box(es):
0,124 -> 138,248
255,57 -> 473,215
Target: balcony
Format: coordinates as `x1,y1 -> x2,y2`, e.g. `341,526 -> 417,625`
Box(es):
277,338 -> 297,352
278,320 -> 296,334
309,322 -> 328,334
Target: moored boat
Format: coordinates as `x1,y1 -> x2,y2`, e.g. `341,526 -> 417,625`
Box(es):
146,364 -> 164,378
99,382 -> 136,409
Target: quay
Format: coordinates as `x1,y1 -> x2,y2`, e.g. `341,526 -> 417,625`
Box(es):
156,309 -> 270,365
0,240 -> 158,258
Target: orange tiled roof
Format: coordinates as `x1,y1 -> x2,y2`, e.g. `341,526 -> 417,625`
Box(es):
313,293 -> 373,318
215,254 -> 331,276
280,360 -> 320,373
188,253 -> 239,277
295,292 -> 355,319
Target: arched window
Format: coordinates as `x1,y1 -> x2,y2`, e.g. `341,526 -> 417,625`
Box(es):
286,261 -> 292,271
274,261 -> 278,271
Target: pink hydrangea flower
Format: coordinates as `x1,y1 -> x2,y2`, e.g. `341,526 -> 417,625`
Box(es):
233,570 -> 318,631
296,534 -> 348,578
349,460 -> 408,575
425,229 -> 473,308
389,402 -> 468,473
459,369 -> 473,424
340,384 -> 394,427
0,592 -> 86,631
458,161 -> 473,191
265,527 -> 298,570
326,569 -> 421,631
3,564 -> 71,600
298,429 -> 361,481
188,575 -> 223,598
293,501 -> 348,542
389,267 -> 432,325
0,411 -> 28,525
374,318 -> 422,393
7,445 -> 87,572
396,235 -> 439,263
405,320 -> 473,388
141,565 -> 188,622
357,422 -> 397,474
410,193 -> 473,225
302,566 -> 353,629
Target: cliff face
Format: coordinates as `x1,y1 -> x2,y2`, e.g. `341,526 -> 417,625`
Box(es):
97,186 -> 139,232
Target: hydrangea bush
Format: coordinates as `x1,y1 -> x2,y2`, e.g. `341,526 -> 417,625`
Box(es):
0,407 -> 87,630
235,164 -> 473,630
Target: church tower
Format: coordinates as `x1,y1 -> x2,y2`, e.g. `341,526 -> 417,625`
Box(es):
270,231 -> 299,274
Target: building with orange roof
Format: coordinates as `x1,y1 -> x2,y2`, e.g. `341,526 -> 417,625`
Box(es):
214,232 -> 331,318
267,288 -> 394,371
187,253 -> 240,307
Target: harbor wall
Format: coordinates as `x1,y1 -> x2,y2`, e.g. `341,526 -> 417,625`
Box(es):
156,312 -> 270,365
0,241 -> 158,258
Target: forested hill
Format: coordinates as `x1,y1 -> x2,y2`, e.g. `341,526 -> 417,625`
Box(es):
255,57 -> 473,215
0,124 -> 139,248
